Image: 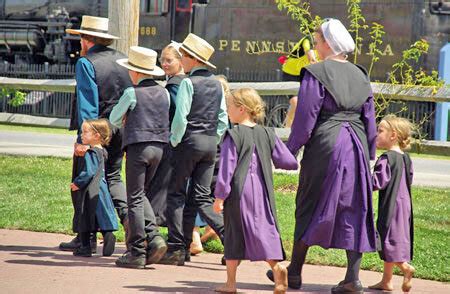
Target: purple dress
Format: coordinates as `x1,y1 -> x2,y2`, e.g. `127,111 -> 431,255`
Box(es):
287,71 -> 377,252
373,155 -> 413,262
215,134 -> 298,261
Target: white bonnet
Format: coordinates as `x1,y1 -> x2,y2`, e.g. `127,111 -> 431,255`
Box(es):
168,41 -> 183,58
321,19 -> 355,55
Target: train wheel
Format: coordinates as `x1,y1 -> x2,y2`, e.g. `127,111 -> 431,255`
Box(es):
265,103 -> 290,128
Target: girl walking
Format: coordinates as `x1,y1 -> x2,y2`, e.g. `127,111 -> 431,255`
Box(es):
213,88 -> 298,293
71,118 -> 118,257
369,114 -> 415,292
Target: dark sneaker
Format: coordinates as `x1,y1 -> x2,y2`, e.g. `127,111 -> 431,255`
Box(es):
331,280 -> 364,293
59,235 -> 81,251
157,249 -> 185,266
185,251 -> 191,262
90,233 -> 97,253
73,246 -> 92,257
266,269 -> 302,289
115,252 -> 146,269
102,232 -> 116,256
145,236 -> 168,265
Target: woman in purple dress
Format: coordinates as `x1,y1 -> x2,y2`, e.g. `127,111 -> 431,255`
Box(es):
369,115 -> 415,293
267,19 -> 377,293
213,88 -> 298,293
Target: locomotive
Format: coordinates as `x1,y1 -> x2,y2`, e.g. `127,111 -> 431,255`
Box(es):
0,0 -> 449,81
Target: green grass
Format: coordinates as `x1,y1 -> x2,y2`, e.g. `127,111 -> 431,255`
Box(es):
0,155 -> 448,282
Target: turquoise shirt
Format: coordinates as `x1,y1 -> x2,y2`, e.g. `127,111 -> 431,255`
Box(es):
170,67 -> 228,147
109,78 -> 170,128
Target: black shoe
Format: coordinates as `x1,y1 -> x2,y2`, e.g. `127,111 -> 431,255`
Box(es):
185,251 -> 191,262
90,233 -> 97,253
145,236 -> 168,265
115,252 -> 146,269
266,269 -> 302,289
331,280 -> 364,293
102,232 -> 116,256
59,235 -> 81,251
73,246 -> 92,257
157,249 -> 185,266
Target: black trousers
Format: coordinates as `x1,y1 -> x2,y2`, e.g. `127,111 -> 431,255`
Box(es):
104,125 -> 128,224
147,145 -> 172,226
166,134 -> 224,251
126,142 -> 165,257
183,144 -> 225,249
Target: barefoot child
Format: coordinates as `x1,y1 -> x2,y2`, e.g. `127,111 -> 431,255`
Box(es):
71,119 -> 118,257
369,114 -> 415,292
213,88 -> 298,293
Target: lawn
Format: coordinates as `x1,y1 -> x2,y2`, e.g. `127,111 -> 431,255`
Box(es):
0,155 -> 448,282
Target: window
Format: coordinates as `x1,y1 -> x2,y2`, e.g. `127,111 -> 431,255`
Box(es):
429,1 -> 450,15
176,0 -> 192,12
140,0 -> 169,15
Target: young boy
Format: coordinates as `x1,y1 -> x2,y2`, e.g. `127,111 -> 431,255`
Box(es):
159,33 -> 228,265
110,46 -> 169,269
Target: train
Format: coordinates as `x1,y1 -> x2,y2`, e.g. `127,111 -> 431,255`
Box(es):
0,0 -> 449,81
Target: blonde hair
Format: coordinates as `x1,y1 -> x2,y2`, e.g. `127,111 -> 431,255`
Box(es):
83,118 -> 111,146
229,88 -> 266,123
381,114 -> 414,150
162,44 -> 182,60
215,75 -> 231,98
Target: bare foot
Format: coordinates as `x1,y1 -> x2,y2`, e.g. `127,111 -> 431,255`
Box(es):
215,283 -> 237,293
368,281 -> 394,291
402,265 -> 415,292
273,264 -> 288,294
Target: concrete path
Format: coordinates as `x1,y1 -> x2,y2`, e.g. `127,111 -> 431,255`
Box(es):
0,230 -> 448,294
1,130 -> 449,188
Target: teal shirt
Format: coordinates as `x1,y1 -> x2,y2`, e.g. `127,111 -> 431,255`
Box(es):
109,78 -> 170,128
170,67 -> 228,147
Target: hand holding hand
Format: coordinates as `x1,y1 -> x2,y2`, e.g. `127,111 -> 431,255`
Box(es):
70,183 -> 79,191
213,198 -> 224,214
74,143 -> 89,157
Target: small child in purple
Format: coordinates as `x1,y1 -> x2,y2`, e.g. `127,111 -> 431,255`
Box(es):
369,114 -> 415,292
213,88 -> 298,293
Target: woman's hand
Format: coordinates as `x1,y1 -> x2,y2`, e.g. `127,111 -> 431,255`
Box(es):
213,198 -> 224,214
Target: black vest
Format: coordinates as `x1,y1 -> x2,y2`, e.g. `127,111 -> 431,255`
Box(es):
166,75 -> 186,123
185,69 -> 222,136
122,79 -> 170,149
84,45 -> 133,119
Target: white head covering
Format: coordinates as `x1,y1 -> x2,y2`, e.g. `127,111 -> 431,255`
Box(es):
321,19 -> 355,55
168,41 -> 183,58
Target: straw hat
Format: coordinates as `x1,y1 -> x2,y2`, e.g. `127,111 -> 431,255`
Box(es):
116,46 -> 165,76
180,33 -> 216,69
66,15 -> 119,40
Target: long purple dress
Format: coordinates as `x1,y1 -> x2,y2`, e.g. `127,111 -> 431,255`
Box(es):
215,134 -> 298,261
287,70 -> 377,252
373,155 -> 413,262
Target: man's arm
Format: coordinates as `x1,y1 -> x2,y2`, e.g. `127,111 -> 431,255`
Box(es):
216,86 -> 228,142
109,87 -> 137,128
170,78 -> 193,147
75,58 -> 99,143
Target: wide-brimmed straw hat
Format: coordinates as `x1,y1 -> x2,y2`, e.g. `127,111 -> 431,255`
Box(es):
66,15 -> 119,40
116,46 -> 165,76
180,33 -> 216,69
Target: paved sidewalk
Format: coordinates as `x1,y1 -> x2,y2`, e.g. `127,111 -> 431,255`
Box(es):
0,230 -> 448,293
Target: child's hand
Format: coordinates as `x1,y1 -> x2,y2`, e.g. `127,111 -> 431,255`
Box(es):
74,143 -> 89,157
70,183 -> 79,191
213,198 -> 224,214
306,49 -> 317,64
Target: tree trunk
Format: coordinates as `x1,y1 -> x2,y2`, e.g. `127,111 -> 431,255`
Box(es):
108,0 -> 140,55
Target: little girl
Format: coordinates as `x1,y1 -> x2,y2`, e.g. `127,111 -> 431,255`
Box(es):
213,88 -> 298,293
71,119 -> 118,257
369,114 -> 415,292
